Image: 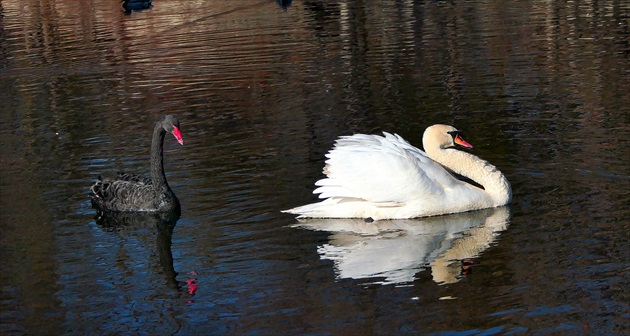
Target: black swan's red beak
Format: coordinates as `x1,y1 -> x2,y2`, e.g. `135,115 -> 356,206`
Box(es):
172,126 -> 184,145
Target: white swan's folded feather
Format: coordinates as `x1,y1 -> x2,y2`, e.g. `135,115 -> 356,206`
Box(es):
313,132 -> 459,203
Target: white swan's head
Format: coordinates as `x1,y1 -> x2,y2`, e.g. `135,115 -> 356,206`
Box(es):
423,124 -> 473,152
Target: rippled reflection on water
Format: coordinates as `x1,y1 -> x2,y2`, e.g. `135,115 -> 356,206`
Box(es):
1,0 -> 628,335
294,207 -> 511,285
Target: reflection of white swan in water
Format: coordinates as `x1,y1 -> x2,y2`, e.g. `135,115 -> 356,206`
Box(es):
292,207 -> 511,285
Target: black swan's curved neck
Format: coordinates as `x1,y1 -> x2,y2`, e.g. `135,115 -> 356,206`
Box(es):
150,121 -> 170,192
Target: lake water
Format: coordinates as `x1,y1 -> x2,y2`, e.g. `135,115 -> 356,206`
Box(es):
1,0 -> 628,334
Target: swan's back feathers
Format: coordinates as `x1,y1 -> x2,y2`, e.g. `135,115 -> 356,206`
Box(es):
115,171 -> 152,185
90,173 -> 177,212
313,132 -> 460,204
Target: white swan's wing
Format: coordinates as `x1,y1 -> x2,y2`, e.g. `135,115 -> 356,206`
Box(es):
314,132 -> 459,203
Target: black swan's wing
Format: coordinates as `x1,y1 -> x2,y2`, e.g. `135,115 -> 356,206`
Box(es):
116,171 -> 152,185
90,175 -> 157,211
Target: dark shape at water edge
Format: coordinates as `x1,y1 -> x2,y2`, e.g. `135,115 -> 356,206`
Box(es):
122,0 -> 153,14
276,0 -> 292,10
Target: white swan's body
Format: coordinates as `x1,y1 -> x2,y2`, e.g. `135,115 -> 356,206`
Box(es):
283,125 -> 511,220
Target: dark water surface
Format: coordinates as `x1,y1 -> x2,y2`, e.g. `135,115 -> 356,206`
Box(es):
1,0 -> 629,334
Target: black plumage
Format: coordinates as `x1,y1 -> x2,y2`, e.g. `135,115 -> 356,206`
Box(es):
90,115 -> 183,213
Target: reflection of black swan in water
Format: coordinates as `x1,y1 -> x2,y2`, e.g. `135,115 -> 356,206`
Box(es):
90,115 -> 184,213
95,211 -> 181,290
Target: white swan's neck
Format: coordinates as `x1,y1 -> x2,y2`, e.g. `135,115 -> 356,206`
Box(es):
428,148 -> 512,206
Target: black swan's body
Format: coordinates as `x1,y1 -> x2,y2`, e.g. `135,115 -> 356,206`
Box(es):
90,115 -> 184,213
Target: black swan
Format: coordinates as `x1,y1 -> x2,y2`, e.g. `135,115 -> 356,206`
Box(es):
90,115 -> 184,213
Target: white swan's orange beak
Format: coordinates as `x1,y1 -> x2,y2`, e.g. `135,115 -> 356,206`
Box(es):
454,133 -> 473,148
172,126 -> 184,145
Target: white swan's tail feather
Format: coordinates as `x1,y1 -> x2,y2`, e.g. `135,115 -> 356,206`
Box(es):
282,198 -> 366,218
282,198 -> 410,220
282,203 -> 321,217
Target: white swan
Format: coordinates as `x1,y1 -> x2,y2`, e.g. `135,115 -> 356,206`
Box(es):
283,124 -> 511,220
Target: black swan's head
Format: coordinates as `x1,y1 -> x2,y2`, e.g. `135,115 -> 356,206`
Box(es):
162,115 -> 184,145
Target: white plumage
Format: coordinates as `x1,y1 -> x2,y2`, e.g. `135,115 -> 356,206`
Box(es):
284,125 -> 511,220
